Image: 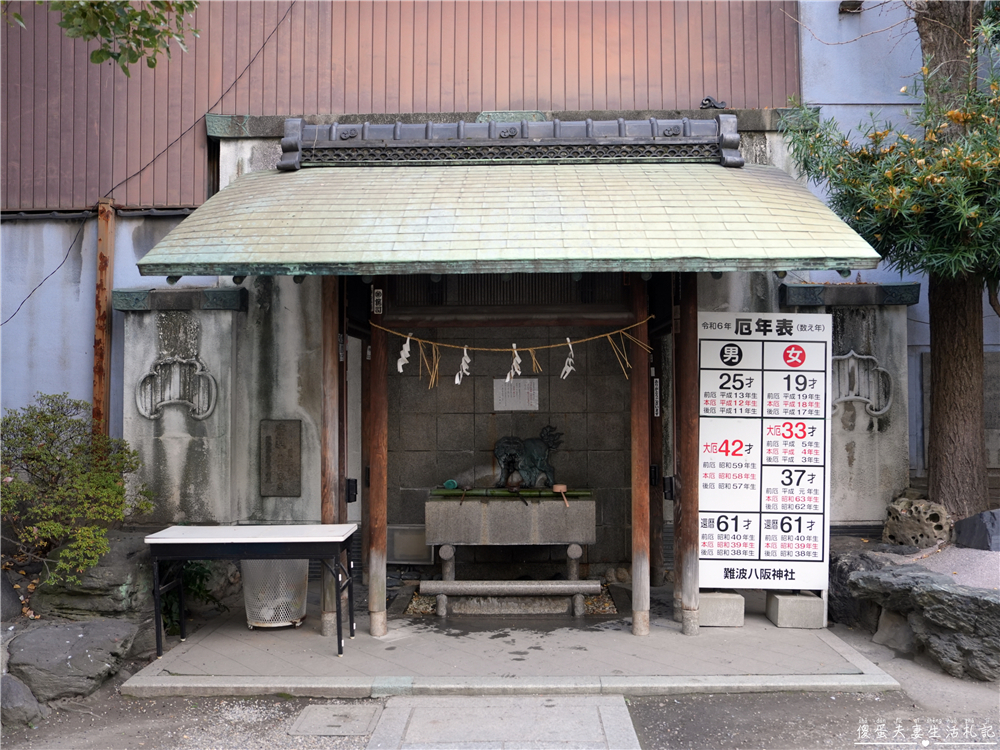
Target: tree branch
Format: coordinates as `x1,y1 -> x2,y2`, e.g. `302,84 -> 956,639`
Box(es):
781,7 -> 913,46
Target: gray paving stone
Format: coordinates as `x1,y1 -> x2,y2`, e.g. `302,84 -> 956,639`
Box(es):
289,704 -> 382,735
366,696 -> 640,750
372,675 -> 414,697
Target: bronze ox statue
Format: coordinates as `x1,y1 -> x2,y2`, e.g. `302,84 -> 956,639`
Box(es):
494,425 -> 563,489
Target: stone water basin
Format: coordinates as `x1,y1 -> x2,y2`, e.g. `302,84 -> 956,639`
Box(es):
425,490 -> 595,546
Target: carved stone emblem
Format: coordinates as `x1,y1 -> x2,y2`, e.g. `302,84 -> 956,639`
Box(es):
136,312 -> 218,421
832,350 -> 892,418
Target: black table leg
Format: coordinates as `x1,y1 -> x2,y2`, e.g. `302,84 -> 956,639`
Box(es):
177,561 -> 187,641
334,547 -> 344,656
347,558 -> 356,639
152,559 -> 163,657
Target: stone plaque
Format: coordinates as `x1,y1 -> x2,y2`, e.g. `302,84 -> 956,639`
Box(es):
260,420 -> 301,496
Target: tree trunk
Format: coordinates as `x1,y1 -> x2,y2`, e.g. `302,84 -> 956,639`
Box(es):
913,1 -> 990,520
911,1 -> 983,89
927,273 -> 989,519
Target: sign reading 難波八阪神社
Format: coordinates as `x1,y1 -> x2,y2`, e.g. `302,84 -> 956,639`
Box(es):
697,313 -> 832,590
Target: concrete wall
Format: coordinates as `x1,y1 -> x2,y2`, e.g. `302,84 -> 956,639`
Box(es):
1,215 -> 215,437
123,309 -> 235,523
828,305 -> 911,522
798,0 -> 919,142
797,0 -> 1000,479
386,325 -> 632,565
232,276 -> 325,523
119,276 -> 329,525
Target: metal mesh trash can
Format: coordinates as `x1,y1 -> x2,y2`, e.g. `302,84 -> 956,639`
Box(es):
241,558 -> 308,628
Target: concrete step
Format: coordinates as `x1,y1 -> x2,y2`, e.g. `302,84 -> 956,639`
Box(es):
420,580 -> 602,597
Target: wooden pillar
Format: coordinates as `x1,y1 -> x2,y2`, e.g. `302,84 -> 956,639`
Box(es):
649,336 -> 665,587
361,339 -> 372,584
630,276 -> 651,636
320,276 -> 342,637
92,199 -> 116,435
677,272 -> 700,635
338,277 -> 350,596
368,277 -> 389,636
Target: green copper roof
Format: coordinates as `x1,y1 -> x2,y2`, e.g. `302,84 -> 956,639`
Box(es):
137,163 -> 881,277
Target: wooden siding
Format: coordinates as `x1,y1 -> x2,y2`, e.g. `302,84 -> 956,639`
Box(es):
1,1 -> 800,211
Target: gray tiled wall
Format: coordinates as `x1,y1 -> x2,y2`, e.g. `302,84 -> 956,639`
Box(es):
387,325 -> 633,565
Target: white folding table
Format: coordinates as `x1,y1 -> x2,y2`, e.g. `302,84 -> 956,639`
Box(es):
145,523 -> 357,657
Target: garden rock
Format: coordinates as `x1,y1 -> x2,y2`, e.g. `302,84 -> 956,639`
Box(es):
30,531 -> 153,621
7,619 -> 138,701
848,564 -> 955,613
953,509 -> 1000,551
872,609 -> 915,654
908,608 -> 1000,681
1,574 -> 23,622
850,564 -> 1000,681
827,544 -> 887,632
1,674 -> 46,727
882,497 -> 951,548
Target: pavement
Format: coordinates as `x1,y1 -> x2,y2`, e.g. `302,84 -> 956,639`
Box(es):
887,542 -> 1000,590
122,582 -> 898,703
118,581 -> 903,748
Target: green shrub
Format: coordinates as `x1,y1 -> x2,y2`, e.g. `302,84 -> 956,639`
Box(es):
161,560 -> 228,635
1,393 -> 153,583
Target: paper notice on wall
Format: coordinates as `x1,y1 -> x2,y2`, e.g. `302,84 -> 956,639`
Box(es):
494,378 -> 539,411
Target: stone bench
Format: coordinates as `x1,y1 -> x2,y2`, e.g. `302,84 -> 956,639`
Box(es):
419,578 -> 602,617
422,543 -> 597,616
420,580 -> 602,597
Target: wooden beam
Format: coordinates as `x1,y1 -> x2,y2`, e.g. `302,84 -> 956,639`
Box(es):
320,275 -> 341,637
361,338 -> 372,584
383,305 -> 633,328
630,275 -> 651,636
338,277 -> 350,594
369,277 -> 389,636
677,273 -> 700,635
649,335 -> 665,588
92,199 -> 116,435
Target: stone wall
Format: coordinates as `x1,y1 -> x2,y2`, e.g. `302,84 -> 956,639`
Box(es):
829,305 -> 911,523
387,325 -> 633,566
123,309 -> 236,523
121,277 -> 327,525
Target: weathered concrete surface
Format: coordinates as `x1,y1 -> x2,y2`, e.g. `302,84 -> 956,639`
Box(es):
829,305 -> 912,524
7,619 -> 138,701
883,497 -> 952,548
849,564 -> 1000,680
698,591 -> 745,627
765,592 -> 825,629
425,499 -> 597,545
447,595 -> 575,615
0,673 -> 47,727
420,580 -> 601,596
123,310 -> 234,524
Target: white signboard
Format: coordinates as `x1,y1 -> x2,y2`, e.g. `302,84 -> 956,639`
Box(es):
698,313 -> 832,590
493,379 -> 539,411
